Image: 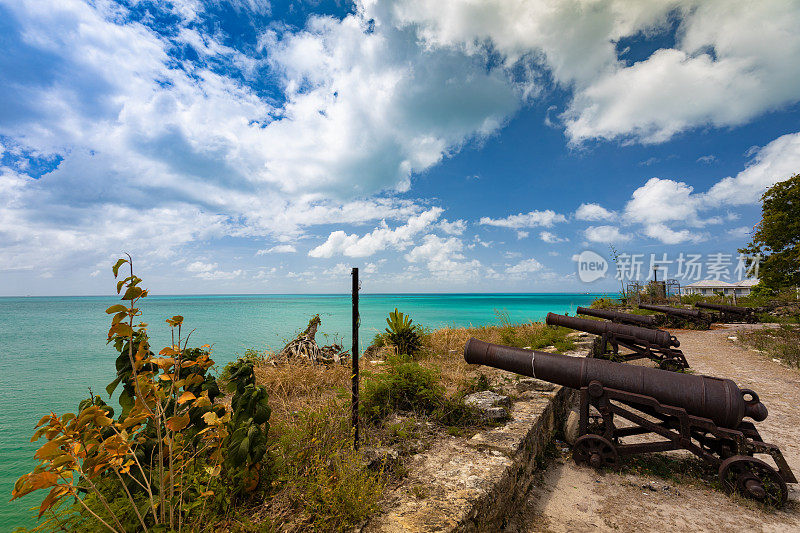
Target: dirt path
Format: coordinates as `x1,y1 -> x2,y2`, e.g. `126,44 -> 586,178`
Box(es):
505,324 -> 800,533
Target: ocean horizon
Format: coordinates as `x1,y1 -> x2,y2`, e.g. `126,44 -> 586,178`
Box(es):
0,292 -> 609,528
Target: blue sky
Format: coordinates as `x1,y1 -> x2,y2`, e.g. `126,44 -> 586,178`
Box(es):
1,0 -> 799,295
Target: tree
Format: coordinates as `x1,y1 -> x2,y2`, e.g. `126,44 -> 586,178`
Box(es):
739,174 -> 800,290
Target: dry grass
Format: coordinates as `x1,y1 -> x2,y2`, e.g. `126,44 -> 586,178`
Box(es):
239,320 -> 575,532
739,324 -> 800,367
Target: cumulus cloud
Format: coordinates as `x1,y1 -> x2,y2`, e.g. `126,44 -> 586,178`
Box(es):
308,208 -> 442,258
574,203 -> 616,222
624,178 -> 704,227
505,258 -> 543,275
479,210 -> 567,229
438,219 -> 467,235
705,132 -> 800,205
583,225 -> 631,243
539,231 -> 568,243
0,0 -> 521,273
642,224 -> 704,245
186,261 -> 242,280
392,0 -> 800,144
404,234 -> 481,279
619,132 -> 800,243
257,244 -> 297,254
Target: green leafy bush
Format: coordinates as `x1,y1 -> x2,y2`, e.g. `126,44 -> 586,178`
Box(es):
590,297 -> 617,309
270,405 -> 385,531
360,356 -> 444,422
384,308 -> 423,357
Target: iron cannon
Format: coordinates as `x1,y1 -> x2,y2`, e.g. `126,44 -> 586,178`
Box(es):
576,306 -> 658,328
464,338 -> 796,506
695,302 -> 759,323
638,303 -> 712,328
546,312 -> 688,370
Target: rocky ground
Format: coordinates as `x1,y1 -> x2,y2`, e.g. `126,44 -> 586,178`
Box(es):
504,324 -> 800,533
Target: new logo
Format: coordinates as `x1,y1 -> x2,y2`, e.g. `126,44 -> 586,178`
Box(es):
573,250 -> 608,283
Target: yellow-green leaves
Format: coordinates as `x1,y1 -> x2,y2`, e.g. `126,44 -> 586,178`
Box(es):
121,286 -> 144,301
105,304 -> 127,314
112,258 -> 128,277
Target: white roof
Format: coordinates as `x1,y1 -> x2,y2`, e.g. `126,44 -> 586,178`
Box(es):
735,279 -> 759,287
683,280 -> 736,288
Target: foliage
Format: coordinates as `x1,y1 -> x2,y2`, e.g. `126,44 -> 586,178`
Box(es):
359,356 -> 480,429
590,297 -> 617,309
494,310 -> 575,352
269,405 -> 385,532
740,173 -> 800,290
740,325 -> 800,367
11,257 -> 272,532
384,309 -> 423,357
360,356 -> 444,422
224,359 -> 271,493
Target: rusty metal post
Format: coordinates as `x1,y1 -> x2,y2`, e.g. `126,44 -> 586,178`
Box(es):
351,267 -> 360,449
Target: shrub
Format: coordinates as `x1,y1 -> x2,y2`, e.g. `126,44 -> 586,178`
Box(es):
269,404 -> 385,531
384,309 -> 423,357
360,356 -> 444,422
12,257 -> 230,532
590,297 -> 617,309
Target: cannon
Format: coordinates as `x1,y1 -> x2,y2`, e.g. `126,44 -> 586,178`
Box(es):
576,306 -> 658,328
638,303 -> 712,328
546,313 -> 689,371
464,338 -> 796,506
695,302 -> 759,323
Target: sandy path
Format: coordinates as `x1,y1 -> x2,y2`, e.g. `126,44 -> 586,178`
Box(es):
505,324 -> 800,532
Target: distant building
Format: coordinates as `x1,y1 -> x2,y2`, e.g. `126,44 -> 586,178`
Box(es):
682,279 -> 758,296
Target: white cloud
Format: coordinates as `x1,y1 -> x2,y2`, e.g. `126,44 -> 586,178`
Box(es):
575,203 -> 616,222
505,258 -> 543,275
479,209 -> 567,229
256,244 -> 297,255
642,224 -> 704,245
619,132 -> 800,243
728,226 -> 752,239
697,155 -> 717,164
516,231 -> 529,239
392,0 -> 800,145
705,132 -> 800,205
539,231 -> 567,243
624,178 -> 704,227
186,261 -> 243,280
0,0 -> 521,273
438,219 -> 467,235
583,225 -> 631,243
323,263 -> 351,277
404,234 -> 481,279
308,208 -> 442,258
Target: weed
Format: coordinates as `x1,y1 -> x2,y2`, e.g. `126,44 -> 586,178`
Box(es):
267,403 -> 385,532
740,325 -> 800,367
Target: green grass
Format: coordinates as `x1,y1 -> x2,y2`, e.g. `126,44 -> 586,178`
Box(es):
739,325 -> 800,367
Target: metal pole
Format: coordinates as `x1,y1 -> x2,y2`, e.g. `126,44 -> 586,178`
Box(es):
351,267 -> 359,449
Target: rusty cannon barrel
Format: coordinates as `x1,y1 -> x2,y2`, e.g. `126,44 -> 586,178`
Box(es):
546,312 -> 678,348
464,338 -> 767,429
695,302 -> 755,315
638,303 -> 706,320
576,306 -> 657,328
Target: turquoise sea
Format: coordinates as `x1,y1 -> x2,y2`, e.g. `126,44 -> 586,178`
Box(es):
0,292 -> 605,529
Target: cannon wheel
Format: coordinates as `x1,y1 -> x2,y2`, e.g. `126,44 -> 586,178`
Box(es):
719,455 -> 787,507
573,435 -> 619,469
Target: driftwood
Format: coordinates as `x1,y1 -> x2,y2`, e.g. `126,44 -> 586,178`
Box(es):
277,314 -> 350,365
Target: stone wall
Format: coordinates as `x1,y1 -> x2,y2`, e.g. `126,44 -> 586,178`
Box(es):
362,384 -> 577,533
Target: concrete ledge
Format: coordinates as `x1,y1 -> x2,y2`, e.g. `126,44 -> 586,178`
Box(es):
362,385 -> 577,533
